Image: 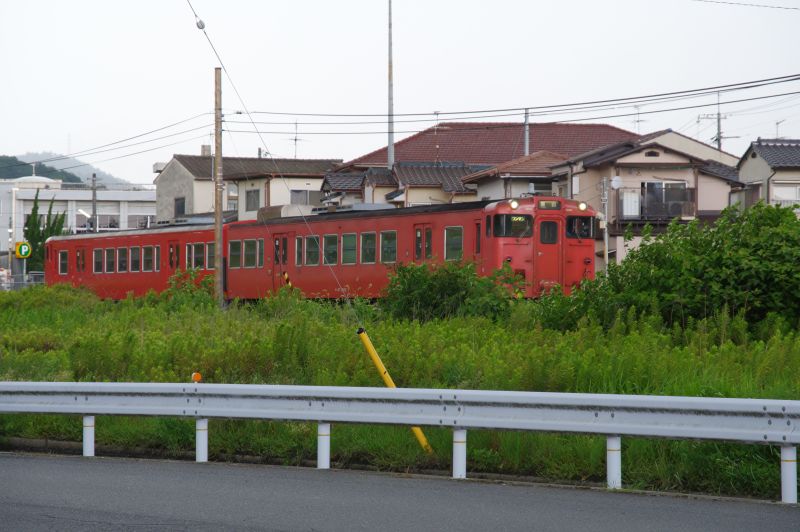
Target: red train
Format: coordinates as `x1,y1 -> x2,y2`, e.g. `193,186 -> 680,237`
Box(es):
44,197 -> 598,300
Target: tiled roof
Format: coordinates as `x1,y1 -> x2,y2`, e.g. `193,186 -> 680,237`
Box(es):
173,155 -> 341,180
751,138 -> 800,169
345,122 -> 639,167
462,151 -> 567,183
701,161 -> 740,183
322,172 -> 364,191
394,162 -> 488,193
364,167 -> 396,187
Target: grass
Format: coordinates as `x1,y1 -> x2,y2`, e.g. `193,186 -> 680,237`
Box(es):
0,285 -> 797,499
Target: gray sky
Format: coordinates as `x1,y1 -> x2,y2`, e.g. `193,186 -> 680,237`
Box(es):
1,0 -> 798,184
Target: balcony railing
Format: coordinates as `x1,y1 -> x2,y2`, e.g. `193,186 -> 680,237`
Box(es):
615,187 -> 696,223
771,199 -> 800,209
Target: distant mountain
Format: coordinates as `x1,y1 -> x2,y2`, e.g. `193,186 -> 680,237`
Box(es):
16,152 -> 128,185
0,155 -> 83,183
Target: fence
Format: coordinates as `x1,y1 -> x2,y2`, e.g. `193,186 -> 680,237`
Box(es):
0,382 -> 797,503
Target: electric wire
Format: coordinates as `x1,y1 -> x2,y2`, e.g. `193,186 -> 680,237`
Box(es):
690,0 -> 800,10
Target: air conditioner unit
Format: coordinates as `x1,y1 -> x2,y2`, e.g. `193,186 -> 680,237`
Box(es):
667,201 -> 684,218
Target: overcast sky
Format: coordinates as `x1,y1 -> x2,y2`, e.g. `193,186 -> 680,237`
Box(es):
1,0 -> 799,184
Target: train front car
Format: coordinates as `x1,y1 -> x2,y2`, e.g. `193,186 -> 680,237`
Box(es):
480,197 -> 597,297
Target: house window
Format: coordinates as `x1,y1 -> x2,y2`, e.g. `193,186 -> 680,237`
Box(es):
645,150 -> 660,157
380,230 -> 397,263
773,184 -> 800,204
342,233 -> 357,265
59,251 -> 68,275
445,226 -> 463,261
245,189 -> 260,211
174,197 -> 186,217
229,241 -> 242,268
305,236 -> 320,265
528,182 -> 552,195
361,232 -> 376,264
291,190 -> 323,205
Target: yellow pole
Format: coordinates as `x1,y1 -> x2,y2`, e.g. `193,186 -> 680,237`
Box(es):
357,328 -> 433,454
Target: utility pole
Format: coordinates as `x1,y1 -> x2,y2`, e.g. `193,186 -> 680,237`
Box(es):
523,108 -> 530,156
697,92 -> 738,151
213,67 -> 224,307
601,176 -> 609,272
91,173 -> 98,233
386,0 -> 395,170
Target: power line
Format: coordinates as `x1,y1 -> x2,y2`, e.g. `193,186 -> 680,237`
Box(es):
690,0 -> 800,10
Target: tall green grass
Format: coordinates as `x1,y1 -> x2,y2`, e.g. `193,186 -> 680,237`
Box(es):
0,285 -> 797,498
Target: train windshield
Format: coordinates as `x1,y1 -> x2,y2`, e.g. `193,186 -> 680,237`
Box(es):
566,216 -> 594,239
493,214 -> 533,238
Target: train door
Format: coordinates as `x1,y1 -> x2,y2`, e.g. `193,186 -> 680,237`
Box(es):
532,217 -> 563,295
271,232 -> 291,292
167,240 -> 180,274
413,223 -> 432,263
75,246 -> 88,283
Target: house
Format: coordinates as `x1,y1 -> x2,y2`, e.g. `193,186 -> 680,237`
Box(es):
153,148 -> 340,222
550,131 -> 741,268
461,151 -> 567,199
735,138 -> 800,208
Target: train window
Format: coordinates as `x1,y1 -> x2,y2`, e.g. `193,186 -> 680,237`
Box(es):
229,241 -> 242,268
323,235 -> 338,265
274,239 -> 281,264
485,216 -> 491,238
305,236 -> 320,265
75,250 -> 81,272
415,229 -> 423,260
130,247 -> 140,272
445,226 -> 463,261
566,216 -> 594,239
155,246 -> 161,271
142,246 -> 154,272
540,221 -> 558,244
105,248 -> 115,273
493,214 -> 533,238
258,239 -> 265,268
425,228 -> 432,259
206,243 -> 215,270
243,240 -> 258,268
380,231 -> 397,263
117,248 -> 128,273
94,249 -> 103,273
58,250 -> 68,275
342,233 -> 357,265
193,243 -> 205,269
295,237 -> 303,266
361,232 -> 376,264
475,223 -> 481,254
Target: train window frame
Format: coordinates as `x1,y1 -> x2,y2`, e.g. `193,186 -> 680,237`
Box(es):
142,246 -> 154,272
475,222 -> 481,254
155,246 -> 161,272
105,248 -> 115,273
493,214 -> 533,238
444,226 -> 463,261
380,230 -> 397,264
540,221 -> 559,244
243,239 -> 258,268
258,239 -> 265,268
295,237 -> 303,266
117,247 -> 128,273
485,215 -> 491,238
74,249 -> 80,272
305,235 -> 320,266
566,216 -> 594,239
58,250 -> 68,275
342,233 -> 357,265
229,241 -> 242,269
360,232 -> 376,264
424,227 -> 432,259
93,249 -> 103,273
193,243 -> 205,269
130,247 -> 140,272
323,234 -> 338,266
206,242 -> 215,270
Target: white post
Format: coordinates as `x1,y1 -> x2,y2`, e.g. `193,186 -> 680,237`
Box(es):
196,418 -> 208,463
452,428 -> 467,479
607,435 -> 622,489
82,415 -> 95,457
781,445 -> 797,504
317,423 -> 331,470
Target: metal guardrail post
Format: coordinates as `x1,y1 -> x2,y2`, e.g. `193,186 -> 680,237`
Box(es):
196,418 -> 208,463
452,428 -> 467,479
781,445 -> 797,504
607,435 -> 622,489
317,423 -> 331,470
82,416 -> 95,457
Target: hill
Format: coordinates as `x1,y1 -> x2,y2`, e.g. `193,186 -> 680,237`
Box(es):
0,155 -> 82,183
16,152 -> 127,185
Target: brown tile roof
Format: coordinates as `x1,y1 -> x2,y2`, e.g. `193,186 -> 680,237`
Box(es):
462,151 -> 567,183
173,155 -> 341,180
344,122 -> 639,167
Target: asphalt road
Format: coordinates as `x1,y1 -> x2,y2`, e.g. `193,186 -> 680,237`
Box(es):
0,452 -> 796,531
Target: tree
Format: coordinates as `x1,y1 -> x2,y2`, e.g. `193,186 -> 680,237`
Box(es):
22,190 -> 65,271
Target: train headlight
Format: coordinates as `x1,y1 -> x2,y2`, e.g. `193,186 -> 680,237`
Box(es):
578,202 -> 587,211
509,200 -> 519,210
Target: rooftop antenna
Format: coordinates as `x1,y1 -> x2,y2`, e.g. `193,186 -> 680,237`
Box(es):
434,110 -> 440,163
776,119 -> 786,139
31,163 -> 36,177
386,0 -> 395,170
633,105 -> 646,134
293,121 -> 299,159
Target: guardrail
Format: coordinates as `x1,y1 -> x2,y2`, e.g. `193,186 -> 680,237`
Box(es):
0,382 -> 797,503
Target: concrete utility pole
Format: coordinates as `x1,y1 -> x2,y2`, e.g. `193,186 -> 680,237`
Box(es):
386,0 -> 395,170
214,67 -> 224,307
91,173 -> 98,233
698,91 -> 737,151
601,176 -> 609,272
